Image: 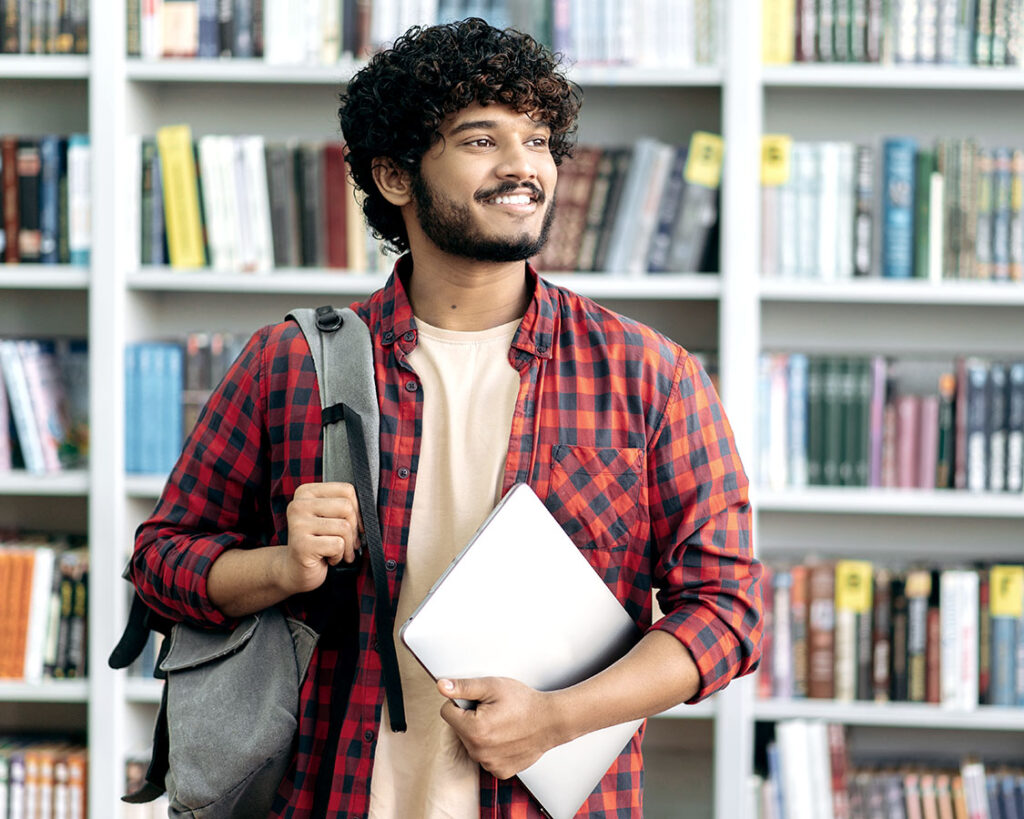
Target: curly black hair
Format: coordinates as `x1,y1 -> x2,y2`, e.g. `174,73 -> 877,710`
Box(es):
338,18 -> 583,254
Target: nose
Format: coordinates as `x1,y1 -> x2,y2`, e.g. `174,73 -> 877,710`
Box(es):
496,142 -> 538,183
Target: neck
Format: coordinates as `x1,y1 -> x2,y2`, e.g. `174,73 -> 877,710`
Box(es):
404,244 -> 531,331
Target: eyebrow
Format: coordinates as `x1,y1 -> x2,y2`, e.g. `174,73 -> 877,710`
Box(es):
446,118 -> 551,137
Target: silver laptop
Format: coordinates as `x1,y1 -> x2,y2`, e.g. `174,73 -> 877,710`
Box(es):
399,482 -> 643,819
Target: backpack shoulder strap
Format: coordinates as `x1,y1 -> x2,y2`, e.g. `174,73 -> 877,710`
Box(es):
286,305 -> 378,497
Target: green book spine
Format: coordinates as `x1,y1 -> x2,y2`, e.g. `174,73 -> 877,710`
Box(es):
807,357 -> 825,485
823,357 -> 846,486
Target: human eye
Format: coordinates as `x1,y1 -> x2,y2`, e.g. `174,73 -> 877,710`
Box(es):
463,136 -> 494,148
527,135 -> 551,149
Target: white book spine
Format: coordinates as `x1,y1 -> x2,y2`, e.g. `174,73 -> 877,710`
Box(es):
23,546 -> 56,683
768,354 -> 789,490
320,0 -> 340,64
0,340 -> 46,474
940,569 -> 961,707
835,143 -> 856,280
818,142 -> 840,282
957,570 -> 979,709
197,136 -> 226,272
242,135 -> 274,274
218,135 -> 244,272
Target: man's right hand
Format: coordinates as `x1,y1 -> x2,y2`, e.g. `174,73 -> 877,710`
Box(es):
280,482 -> 364,595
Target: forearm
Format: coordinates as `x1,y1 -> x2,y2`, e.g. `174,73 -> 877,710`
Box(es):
206,545 -> 292,618
549,630 -> 700,745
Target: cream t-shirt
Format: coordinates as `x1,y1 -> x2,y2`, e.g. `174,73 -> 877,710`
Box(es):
367,316 -> 522,818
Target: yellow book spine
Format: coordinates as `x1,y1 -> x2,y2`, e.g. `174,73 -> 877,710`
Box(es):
157,124 -> 206,269
762,0 -> 796,65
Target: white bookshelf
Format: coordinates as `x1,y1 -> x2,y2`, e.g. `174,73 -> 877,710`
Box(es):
754,699 -> 1024,732
3,2 -> 1024,817
0,54 -> 90,78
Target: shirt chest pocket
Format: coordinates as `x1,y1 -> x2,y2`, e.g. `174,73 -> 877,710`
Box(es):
545,444 -> 645,552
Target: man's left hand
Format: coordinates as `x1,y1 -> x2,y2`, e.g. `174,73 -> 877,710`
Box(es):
437,677 -> 566,780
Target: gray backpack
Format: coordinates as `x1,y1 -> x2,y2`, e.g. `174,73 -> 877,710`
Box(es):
109,306 -> 406,818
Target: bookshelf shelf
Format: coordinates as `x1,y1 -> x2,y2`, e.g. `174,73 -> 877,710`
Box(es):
0,679 -> 89,703
126,57 -> 363,84
125,58 -> 723,88
128,268 -> 388,295
0,55 -> 90,79
761,64 -> 1024,91
127,269 -> 722,300
0,265 -> 90,290
759,278 -> 1024,307
754,698 -> 1024,731
0,470 -> 90,496
754,487 -> 1024,518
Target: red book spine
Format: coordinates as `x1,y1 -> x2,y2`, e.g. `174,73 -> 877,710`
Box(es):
322,143 -> 348,269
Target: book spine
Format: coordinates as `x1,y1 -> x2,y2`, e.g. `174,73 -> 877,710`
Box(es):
872,567 -> 893,701
906,569 -> 931,702
914,148 -> 935,279
918,393 -> 940,489
16,139 -> 41,263
882,137 -> 917,278
975,148 -> 995,280
808,562 -> 836,699
987,361 -> 1009,491
0,340 -> 46,473
791,563 -> 809,698
197,0 -> 218,56
991,147 -> 1012,281
156,125 -> 206,269
823,357 -> 845,486
964,357 -> 990,492
1009,149 -> 1023,282
936,370 -> 957,488
1006,361 -> 1024,493
66,134 -> 90,266
890,573 -> 909,700
926,576 -> 942,703
772,567 -> 793,698
37,135 -> 60,264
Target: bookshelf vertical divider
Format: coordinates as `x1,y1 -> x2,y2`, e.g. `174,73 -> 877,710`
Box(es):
714,2 -> 764,817
87,0 -> 131,814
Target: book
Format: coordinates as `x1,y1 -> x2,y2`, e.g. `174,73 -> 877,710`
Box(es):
872,566 -> 893,701
0,340 -> 45,474
157,124 -> 206,269
834,560 -> 873,702
882,137 -> 918,279
906,568 -> 932,703
987,361 -> 1009,492
322,141 -> 349,269
808,561 -> 836,699
65,134 -> 90,266
666,131 -> 723,274
988,564 -> 1022,706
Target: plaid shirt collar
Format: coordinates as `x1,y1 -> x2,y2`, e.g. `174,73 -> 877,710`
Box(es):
378,255 -> 556,361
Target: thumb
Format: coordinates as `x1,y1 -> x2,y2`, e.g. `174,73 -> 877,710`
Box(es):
437,676 -> 491,703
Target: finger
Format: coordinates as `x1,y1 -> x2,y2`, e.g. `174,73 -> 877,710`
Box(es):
293,482 -> 359,502
438,677 -> 492,705
293,496 -> 359,520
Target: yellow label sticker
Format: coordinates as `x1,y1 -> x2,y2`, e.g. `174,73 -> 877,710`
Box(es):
835,560 -> 873,614
990,565 -> 1024,618
761,135 -> 792,186
684,132 -> 724,189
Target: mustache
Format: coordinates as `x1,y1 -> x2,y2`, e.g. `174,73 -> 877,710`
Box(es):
475,181 -> 545,204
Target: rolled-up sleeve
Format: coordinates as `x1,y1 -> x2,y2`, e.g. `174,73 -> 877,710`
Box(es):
647,352 -> 763,702
130,327 -> 270,628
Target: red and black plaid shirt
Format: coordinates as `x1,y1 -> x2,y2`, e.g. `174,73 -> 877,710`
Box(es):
132,260 -> 762,818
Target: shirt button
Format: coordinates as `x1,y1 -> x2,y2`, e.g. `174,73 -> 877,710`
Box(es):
382,331 -> 394,343
537,344 -> 548,355
403,331 -> 416,342
405,380 -> 418,392
385,559 -> 397,572
397,467 -> 410,479
364,729 -> 375,742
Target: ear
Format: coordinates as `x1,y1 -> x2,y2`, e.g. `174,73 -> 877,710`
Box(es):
371,158 -> 412,206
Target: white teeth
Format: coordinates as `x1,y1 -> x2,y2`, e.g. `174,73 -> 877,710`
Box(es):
490,194 -> 532,205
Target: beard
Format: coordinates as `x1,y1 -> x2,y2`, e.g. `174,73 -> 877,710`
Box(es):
410,172 -> 556,263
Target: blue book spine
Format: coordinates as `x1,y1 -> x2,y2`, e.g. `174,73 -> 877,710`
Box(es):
1018,600 -> 1024,707
990,614 -> 1017,705
138,343 -> 160,474
124,344 -> 139,474
39,135 -> 61,264
882,137 -> 917,278
198,0 -> 219,57
646,146 -> 688,273
787,353 -> 809,488
163,343 -> 184,475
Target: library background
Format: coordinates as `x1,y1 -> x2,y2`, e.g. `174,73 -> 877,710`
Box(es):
1,0 -> 1024,817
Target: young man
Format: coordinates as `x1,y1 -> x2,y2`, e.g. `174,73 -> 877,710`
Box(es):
131,18 -> 762,818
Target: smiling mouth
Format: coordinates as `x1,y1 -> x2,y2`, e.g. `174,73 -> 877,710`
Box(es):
485,193 -> 537,206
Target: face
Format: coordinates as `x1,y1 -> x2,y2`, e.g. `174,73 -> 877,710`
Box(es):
408,102 -> 559,263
